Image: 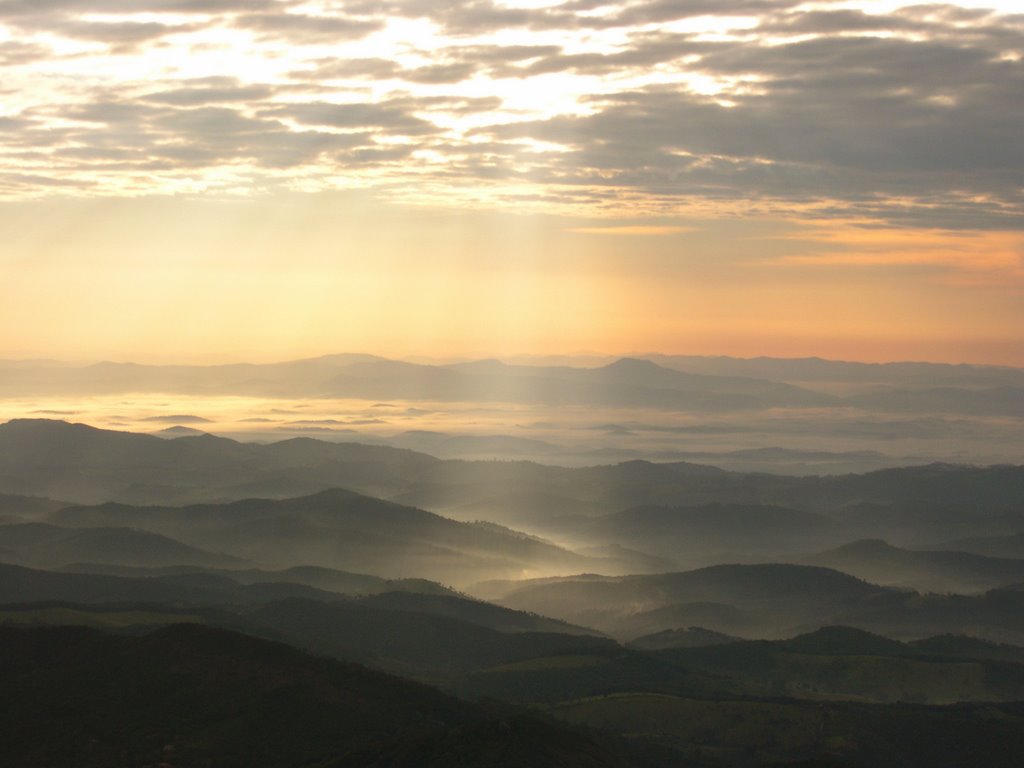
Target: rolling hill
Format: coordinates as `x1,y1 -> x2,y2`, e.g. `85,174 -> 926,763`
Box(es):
801,539 -> 1024,593
0,623 -> 639,768
47,488 -> 604,584
3,421 -> 1024,553
483,564 -> 1024,644
0,522 -> 245,570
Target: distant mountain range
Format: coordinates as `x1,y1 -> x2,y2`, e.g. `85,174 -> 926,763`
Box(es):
2,353 -> 1022,416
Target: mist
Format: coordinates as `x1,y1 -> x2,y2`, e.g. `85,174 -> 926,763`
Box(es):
2,351 -> 1024,768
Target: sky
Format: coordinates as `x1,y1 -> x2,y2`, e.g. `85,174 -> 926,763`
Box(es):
0,0 -> 1022,365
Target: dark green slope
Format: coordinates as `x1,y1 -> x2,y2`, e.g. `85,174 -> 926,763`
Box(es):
910,633 -> 1024,664
552,694 -> 1024,768
646,626 -> 1024,704
236,597 -> 614,678
0,623 -> 640,768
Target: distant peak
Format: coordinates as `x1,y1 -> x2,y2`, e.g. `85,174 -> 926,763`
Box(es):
598,358 -> 671,376
603,357 -> 663,371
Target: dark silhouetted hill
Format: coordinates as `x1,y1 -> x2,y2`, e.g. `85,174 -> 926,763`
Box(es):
0,623 -> 640,768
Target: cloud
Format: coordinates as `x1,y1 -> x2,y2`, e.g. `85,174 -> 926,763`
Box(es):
756,9 -> 927,34
25,96 -> 417,174
292,57 -> 400,81
0,1 -> 1021,229
232,11 -> 383,43
613,0 -> 800,26
470,22 -> 1024,227
140,80 -> 277,106
403,62 -> 478,84
45,19 -> 199,48
0,0 -> 288,15
764,225 -> 1024,284
0,40 -> 51,66
264,101 -> 438,135
140,413 -> 212,422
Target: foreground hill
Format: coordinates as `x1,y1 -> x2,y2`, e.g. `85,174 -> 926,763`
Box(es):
3,621 -> 1024,768
0,563 -> 610,677
234,597 -> 614,679
552,693 -> 1024,768
0,623 -> 639,768
652,626 -> 1024,704
8,593 -> 1024,710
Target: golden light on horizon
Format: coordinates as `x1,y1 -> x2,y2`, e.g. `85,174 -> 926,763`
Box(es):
0,1 -> 1021,366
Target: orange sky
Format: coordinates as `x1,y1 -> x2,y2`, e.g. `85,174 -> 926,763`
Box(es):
0,2 -> 1021,366
0,195 -> 1020,366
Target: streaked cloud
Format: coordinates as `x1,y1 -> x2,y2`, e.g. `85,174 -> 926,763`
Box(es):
0,0 -> 1020,232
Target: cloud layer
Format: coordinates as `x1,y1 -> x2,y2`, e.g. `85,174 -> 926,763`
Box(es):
1,0 -> 1022,227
